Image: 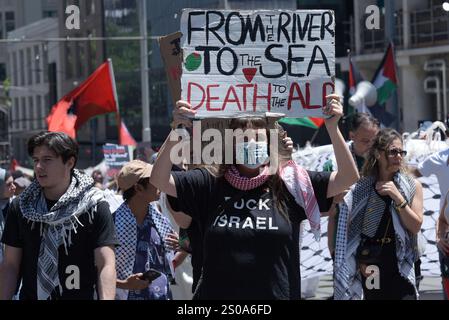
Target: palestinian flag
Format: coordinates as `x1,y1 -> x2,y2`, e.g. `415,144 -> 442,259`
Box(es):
372,42 -> 398,105
279,117 -> 324,129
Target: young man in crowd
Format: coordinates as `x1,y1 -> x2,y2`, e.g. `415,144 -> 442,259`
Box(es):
0,132 -> 118,300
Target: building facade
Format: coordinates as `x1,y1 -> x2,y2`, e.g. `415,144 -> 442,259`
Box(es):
0,0 -> 58,81
58,0 -> 111,168
0,0 -> 57,166
337,0 -> 449,133
7,18 -> 61,167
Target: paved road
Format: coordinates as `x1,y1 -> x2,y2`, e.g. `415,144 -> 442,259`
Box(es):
307,275 -> 444,300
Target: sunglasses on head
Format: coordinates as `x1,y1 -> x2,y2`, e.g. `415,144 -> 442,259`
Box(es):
386,148 -> 407,157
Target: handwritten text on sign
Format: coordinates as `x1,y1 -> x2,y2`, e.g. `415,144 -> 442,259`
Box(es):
180,10 -> 335,118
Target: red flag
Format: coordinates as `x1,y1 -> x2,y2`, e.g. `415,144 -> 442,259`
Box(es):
119,120 -> 137,146
47,60 -> 118,137
10,158 -> 19,172
46,100 -> 77,138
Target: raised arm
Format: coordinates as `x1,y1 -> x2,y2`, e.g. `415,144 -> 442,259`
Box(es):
324,94 -> 360,198
150,101 -> 196,198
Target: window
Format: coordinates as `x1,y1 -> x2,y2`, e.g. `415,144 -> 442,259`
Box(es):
0,63 -> 5,82
86,0 -> 95,15
0,13 -> 3,39
19,50 -> 24,86
34,45 -> 41,84
43,11 -> 57,18
65,43 -> 74,79
88,29 -> 97,72
75,41 -> 85,78
28,96 -> 34,130
20,97 -> 26,130
13,98 -> 19,129
5,11 -> 15,32
12,52 -> 17,86
43,44 -> 48,82
38,96 -> 45,128
45,94 -> 49,111
26,48 -> 32,85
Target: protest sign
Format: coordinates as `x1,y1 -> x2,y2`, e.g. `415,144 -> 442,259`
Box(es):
180,9 -> 335,118
102,143 -> 132,178
159,32 -> 183,105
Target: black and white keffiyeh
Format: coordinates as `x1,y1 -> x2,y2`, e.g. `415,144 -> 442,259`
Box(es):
114,201 -> 175,300
19,169 -> 105,300
334,173 -> 418,300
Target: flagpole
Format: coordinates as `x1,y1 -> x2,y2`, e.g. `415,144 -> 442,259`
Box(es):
139,0 -> 151,143
385,1 -> 399,131
108,59 -> 123,145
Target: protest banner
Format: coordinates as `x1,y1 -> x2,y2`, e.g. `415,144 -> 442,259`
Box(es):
102,143 -> 132,178
159,32 -> 183,105
180,9 -> 335,118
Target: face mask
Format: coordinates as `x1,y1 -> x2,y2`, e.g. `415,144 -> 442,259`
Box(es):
235,141 -> 269,169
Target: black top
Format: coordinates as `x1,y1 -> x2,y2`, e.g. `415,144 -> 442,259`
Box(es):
182,223 -> 203,293
362,194 -> 415,300
168,168 -> 332,300
1,197 -> 119,300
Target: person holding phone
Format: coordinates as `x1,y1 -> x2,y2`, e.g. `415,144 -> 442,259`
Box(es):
113,160 -> 178,300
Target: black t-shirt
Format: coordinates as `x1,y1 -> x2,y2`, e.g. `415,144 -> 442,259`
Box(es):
1,197 -> 119,300
361,194 -> 415,300
168,168 -> 332,300
188,222 -> 205,293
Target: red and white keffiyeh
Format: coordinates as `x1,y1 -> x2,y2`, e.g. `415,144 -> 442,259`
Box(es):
224,161 -> 321,239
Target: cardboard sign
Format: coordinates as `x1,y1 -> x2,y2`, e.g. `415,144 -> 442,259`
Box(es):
180,9 -> 335,118
159,32 -> 183,106
102,143 -> 132,178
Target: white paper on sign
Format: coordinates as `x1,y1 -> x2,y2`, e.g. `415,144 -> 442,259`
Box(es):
180,9 -> 335,119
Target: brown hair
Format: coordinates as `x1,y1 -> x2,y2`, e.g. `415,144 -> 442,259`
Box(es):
361,128 -> 406,178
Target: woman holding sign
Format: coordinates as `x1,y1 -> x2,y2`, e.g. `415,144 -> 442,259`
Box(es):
150,94 -> 359,300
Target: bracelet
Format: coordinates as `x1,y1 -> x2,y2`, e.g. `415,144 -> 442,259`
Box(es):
395,199 -> 408,211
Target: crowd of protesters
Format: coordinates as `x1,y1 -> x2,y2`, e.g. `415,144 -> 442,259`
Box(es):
0,95 -> 448,300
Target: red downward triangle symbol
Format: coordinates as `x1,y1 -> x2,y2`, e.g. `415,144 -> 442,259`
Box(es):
243,68 -> 257,83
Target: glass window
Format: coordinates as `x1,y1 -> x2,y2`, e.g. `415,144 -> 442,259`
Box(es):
88,29 -> 97,73
28,96 -> 34,130
43,44 -> 49,83
75,41 -> 85,78
45,94 -> 49,111
0,63 -> 5,82
20,97 -> 26,130
65,43 -> 74,79
19,50 -> 25,86
0,13 -> 3,39
5,11 -> 15,32
38,96 -> 45,129
43,11 -> 57,18
14,97 -> 19,129
34,45 -> 41,84
12,52 -> 17,86
86,0 -> 95,15
26,48 -> 32,85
